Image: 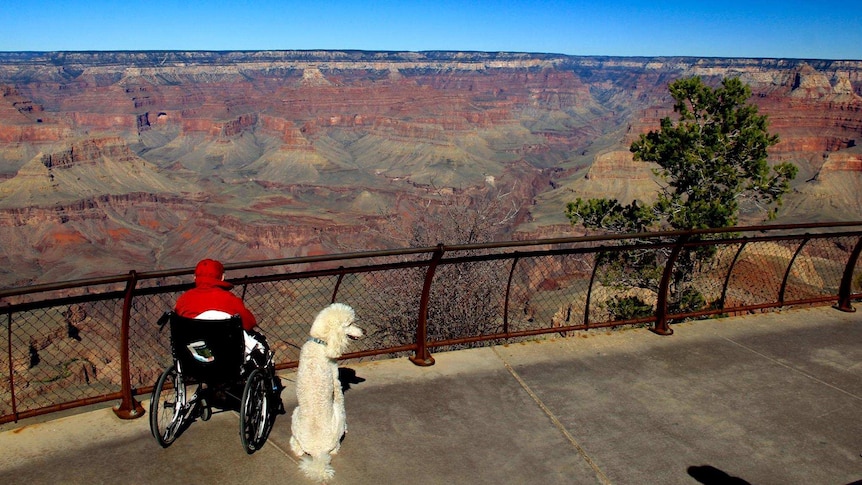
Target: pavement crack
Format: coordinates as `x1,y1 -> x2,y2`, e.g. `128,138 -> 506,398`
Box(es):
268,438 -> 300,464
721,336 -> 862,402
492,347 -> 612,485
814,403 -> 851,419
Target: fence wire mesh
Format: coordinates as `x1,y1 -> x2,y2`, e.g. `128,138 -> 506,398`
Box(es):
242,275 -> 342,364
2,225 -> 861,423
426,259 -> 509,349
336,268 -> 424,356
508,252 -> 596,334
2,298 -> 123,417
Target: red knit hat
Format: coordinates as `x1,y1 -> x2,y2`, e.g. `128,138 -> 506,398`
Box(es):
194,259 -> 232,288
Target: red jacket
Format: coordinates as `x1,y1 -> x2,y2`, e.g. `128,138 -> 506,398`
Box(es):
174,277 -> 257,331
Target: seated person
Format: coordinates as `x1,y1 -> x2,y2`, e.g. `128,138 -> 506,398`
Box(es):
174,258 -> 269,364
174,259 -> 285,415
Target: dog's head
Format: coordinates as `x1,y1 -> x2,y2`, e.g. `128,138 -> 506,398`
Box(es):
309,302 -> 363,359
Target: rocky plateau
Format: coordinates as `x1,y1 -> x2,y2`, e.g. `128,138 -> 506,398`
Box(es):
0,50 -> 860,288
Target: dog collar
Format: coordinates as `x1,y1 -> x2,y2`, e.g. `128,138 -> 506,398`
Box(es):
308,337 -> 327,346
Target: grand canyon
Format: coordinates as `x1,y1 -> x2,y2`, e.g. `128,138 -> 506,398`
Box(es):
0,50 -> 860,288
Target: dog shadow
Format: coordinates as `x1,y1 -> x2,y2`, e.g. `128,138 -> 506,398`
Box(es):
338,367 -> 365,392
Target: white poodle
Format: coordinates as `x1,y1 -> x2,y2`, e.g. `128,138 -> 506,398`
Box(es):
290,302 -> 363,482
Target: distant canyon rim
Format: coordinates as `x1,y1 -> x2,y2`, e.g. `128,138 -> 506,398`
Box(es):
0,50 -> 860,288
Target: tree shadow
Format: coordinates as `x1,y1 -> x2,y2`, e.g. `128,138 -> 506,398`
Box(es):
687,465 -> 751,485
338,367 -> 366,392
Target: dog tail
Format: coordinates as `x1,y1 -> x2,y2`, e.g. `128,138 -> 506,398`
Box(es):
299,452 -> 334,482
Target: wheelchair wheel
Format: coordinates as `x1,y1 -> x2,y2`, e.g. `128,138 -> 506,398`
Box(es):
150,365 -> 192,447
239,368 -> 273,454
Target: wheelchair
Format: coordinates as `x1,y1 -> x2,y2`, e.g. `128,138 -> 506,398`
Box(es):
149,311 -> 281,454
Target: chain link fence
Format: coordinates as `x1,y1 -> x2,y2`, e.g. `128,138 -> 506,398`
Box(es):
3,223 -> 861,424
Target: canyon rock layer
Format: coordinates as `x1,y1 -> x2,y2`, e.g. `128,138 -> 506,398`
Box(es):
0,51 -> 860,287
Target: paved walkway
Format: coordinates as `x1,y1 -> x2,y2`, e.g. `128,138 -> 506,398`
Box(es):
2,306 -> 862,484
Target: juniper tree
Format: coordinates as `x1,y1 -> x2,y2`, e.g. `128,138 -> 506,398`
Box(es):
565,76 -> 798,318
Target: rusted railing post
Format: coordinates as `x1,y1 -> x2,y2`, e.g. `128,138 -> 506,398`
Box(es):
112,270 -> 145,419
779,236 -> 810,305
4,305 -> 17,422
720,241 -> 748,312
410,245 -> 444,366
653,234 -> 689,335
502,254 -> 520,334
836,236 -> 862,312
332,268 -> 346,303
584,250 -> 603,327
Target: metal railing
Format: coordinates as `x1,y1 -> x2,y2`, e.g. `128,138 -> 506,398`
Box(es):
2,221 -> 861,424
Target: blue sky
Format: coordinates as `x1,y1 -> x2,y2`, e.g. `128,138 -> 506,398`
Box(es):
1,1 -> 859,60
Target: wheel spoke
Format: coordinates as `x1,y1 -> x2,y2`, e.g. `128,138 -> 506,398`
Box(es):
240,368 -> 275,453
150,365 -> 191,447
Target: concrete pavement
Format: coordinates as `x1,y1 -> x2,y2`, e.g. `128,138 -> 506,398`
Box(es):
2,305 -> 862,484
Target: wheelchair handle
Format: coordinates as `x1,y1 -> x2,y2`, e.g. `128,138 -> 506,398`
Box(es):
156,311 -> 171,332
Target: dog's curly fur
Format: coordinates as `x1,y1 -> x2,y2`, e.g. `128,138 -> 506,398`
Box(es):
289,303 -> 363,482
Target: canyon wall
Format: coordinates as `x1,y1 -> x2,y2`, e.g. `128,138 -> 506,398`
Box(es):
0,51 -> 860,287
